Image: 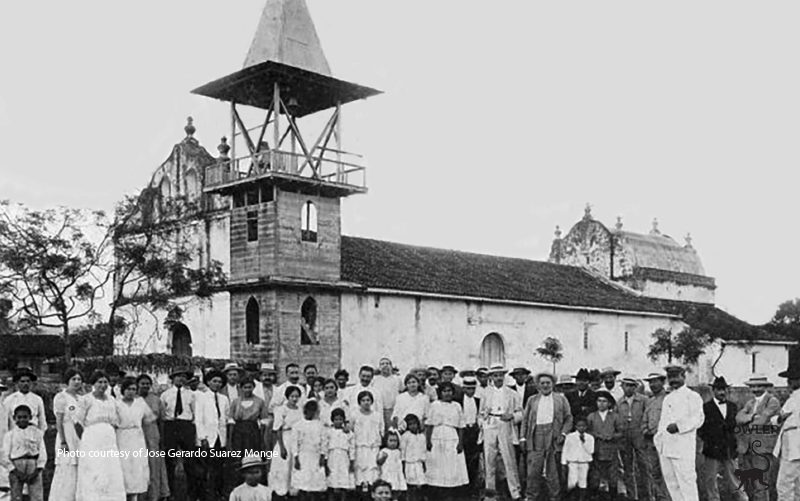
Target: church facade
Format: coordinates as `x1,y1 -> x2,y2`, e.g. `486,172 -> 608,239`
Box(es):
120,0 -> 792,386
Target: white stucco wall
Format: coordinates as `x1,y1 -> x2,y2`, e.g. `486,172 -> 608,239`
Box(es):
698,341 -> 791,387
119,292 -> 231,358
340,292 -> 686,379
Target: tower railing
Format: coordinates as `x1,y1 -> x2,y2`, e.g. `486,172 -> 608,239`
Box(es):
205,148 -> 367,190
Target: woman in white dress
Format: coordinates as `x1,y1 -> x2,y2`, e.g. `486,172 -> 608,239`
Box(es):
117,378 -> 155,501
317,379 -> 347,426
425,382 -> 468,500
49,368 -> 84,501
75,370 -> 126,501
392,374 -> 429,431
268,386 -> 304,498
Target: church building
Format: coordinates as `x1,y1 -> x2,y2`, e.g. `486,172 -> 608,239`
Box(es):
122,0 -> 792,385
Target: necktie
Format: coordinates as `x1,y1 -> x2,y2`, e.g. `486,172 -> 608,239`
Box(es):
214,392 -> 220,418
175,388 -> 183,418
111,387 -> 116,398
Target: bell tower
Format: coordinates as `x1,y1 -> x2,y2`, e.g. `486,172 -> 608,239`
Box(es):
194,0 -> 380,370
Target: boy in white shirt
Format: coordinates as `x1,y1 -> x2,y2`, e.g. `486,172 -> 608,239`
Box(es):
561,416 -> 594,501
0,405 -> 46,501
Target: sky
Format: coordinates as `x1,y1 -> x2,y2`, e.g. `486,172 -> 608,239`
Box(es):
0,1 -> 798,324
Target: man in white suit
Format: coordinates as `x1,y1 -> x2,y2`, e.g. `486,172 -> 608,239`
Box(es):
480,364 -> 523,501
196,369 -> 230,500
654,364 -> 704,501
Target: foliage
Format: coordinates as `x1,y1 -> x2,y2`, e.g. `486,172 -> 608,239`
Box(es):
0,194 -> 227,362
647,327 -> 711,367
536,336 -> 564,373
767,298 -> 800,340
47,353 -> 234,377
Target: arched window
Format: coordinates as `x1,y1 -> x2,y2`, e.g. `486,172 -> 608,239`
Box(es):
170,322 -> 192,358
159,176 -> 171,199
184,169 -> 199,199
300,297 -> 319,345
301,201 -> 318,242
246,297 -> 260,345
480,332 -> 505,367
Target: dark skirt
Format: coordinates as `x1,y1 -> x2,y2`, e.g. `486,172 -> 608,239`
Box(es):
231,420 -> 263,455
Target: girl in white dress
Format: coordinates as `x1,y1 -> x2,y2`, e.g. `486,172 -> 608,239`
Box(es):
317,379 -> 347,427
391,374 -> 429,431
350,390 -> 383,494
50,368 -> 83,501
326,408 -> 355,499
292,400 -> 328,498
425,382 -> 468,499
75,370 -> 126,501
400,414 -> 427,501
117,378 -> 156,500
377,430 -> 407,493
269,386 -> 304,498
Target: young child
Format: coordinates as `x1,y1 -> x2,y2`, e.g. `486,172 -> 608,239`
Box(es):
351,391 -> 384,498
400,414 -> 426,501
0,405 -> 47,501
230,454 -> 272,501
377,430 -> 407,494
561,416 -> 595,500
293,400 -> 328,500
326,408 -> 355,500
371,479 -> 393,501
586,391 -> 622,499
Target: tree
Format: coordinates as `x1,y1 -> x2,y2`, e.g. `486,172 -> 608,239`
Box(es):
767,298 -> 800,340
0,194 -> 226,363
536,336 -> 564,374
647,327 -> 711,367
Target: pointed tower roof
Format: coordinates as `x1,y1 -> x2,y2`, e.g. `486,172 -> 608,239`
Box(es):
243,0 -> 332,76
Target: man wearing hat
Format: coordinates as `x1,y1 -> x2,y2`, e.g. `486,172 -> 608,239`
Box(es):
510,367 -> 537,408
599,367 -> 624,403
642,373 -> 670,501
160,366 -> 201,499
479,364 -> 523,501
221,362 -> 245,402
461,375 -> 482,492
775,346 -> 800,500
654,365 -> 703,501
4,367 -> 45,432
520,372 -> 573,501
697,376 -> 746,501
566,368 -> 597,421
253,362 -> 276,401
617,375 -> 648,501
475,367 -> 490,401
736,374 -> 780,501
440,365 -> 464,403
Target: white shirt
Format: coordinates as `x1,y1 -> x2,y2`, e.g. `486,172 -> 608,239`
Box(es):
776,388 -> 800,460
269,382 -> 307,412
4,392 -> 46,431
598,410 -> 609,422
372,374 -> 404,410
224,383 -> 239,402
654,384 -> 704,459
462,395 -> 478,426
536,393 -> 555,425
342,384 -> 383,413
606,385 -> 624,402
392,392 -> 430,430
715,399 -> 727,417
481,385 -> 522,431
196,390 -> 229,447
160,386 -> 196,421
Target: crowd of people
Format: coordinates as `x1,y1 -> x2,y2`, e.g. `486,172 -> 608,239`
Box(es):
0,353 -> 798,501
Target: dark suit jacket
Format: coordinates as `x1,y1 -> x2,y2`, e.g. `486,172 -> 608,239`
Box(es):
520,392 -> 572,452
510,383 -> 538,408
699,399 -> 739,460
566,389 -> 597,421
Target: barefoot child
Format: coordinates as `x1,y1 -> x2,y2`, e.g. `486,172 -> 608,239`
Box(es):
230,454 -> 272,501
0,405 -> 47,501
351,391 -> 383,497
377,430 -> 407,494
326,408 -> 355,500
401,414 -> 427,501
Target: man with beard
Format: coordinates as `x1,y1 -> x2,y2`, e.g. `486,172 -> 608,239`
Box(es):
566,368 -> 597,422
654,365 -> 703,501
426,367 -> 440,402
642,373 -> 670,501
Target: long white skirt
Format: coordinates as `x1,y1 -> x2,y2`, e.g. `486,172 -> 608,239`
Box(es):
426,426 -> 468,487
117,427 -> 150,494
327,449 -> 355,489
76,423 -> 126,501
268,430 -> 298,497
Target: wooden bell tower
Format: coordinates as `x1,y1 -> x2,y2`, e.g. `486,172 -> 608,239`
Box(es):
194,0 -> 381,370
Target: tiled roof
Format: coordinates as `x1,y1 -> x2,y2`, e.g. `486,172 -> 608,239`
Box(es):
618,231 -> 706,276
341,236 -> 668,314
340,236 -> 790,343
631,267 -> 716,288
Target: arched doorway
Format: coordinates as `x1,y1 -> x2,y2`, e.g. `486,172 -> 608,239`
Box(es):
170,322 -> 192,357
480,332 -> 505,367
246,297 -> 260,345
